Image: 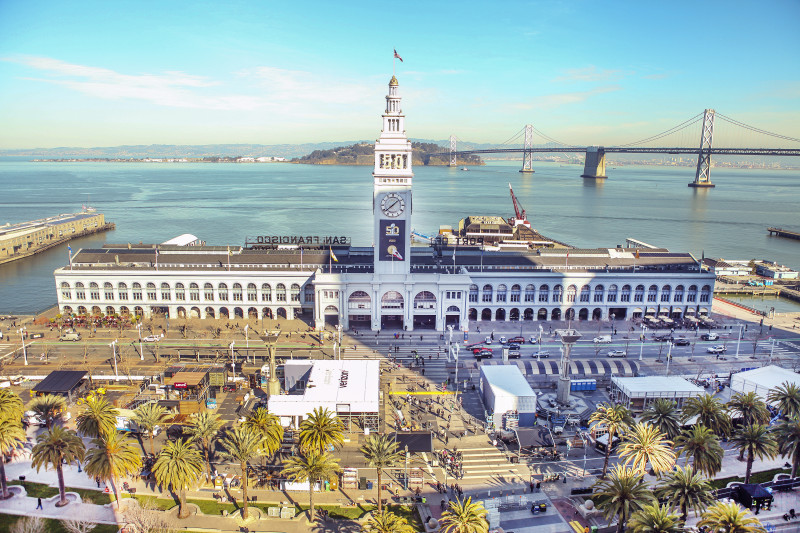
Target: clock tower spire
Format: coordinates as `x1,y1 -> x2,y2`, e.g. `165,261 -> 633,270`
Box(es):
373,76 -> 413,276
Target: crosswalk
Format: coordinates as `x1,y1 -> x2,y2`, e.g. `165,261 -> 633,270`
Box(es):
756,340 -> 794,359
453,444 -> 528,486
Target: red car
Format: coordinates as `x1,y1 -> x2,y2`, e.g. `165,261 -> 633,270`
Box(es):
509,337 -> 525,344
473,347 -> 493,355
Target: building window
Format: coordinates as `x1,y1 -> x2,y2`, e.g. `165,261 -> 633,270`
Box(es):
579,285 -> 590,302
647,284 -> 658,303
660,285 -> 671,303
607,285 -> 618,303
539,285 -> 549,303
90,282 -> 100,300
700,285 -> 710,303
75,282 -> 86,300
261,284 -> 271,302
524,284 -> 535,302
469,285 -> 478,303
594,285 -> 605,303
482,284 -> 493,303
104,282 -> 114,301
175,283 -> 185,301
552,285 -> 563,303
61,282 -> 71,300
304,285 -> 314,303
687,286 -> 697,303
496,284 -> 507,303
620,285 -> 631,303
446,291 -> 462,299
204,283 -> 214,301
291,284 -> 300,302
189,283 -> 199,301
118,282 -> 128,301
132,283 -> 142,301
218,283 -> 229,301
634,285 -> 644,303
160,282 -> 171,301
232,283 -> 243,301
674,285 -> 684,302
247,283 -> 257,302
566,285 -> 577,303
510,285 -> 521,302
147,283 -> 157,301
276,283 -> 286,302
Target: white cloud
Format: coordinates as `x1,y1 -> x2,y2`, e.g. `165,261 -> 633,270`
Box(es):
512,85 -> 622,110
552,66 -> 624,83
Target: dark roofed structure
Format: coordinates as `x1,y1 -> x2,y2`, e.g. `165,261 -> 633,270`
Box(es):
32,370 -> 88,401
391,431 -> 434,453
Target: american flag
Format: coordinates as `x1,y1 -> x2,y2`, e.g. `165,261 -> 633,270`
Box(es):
393,49 -> 403,62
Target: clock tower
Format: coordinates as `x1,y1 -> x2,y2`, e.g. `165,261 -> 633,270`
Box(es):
373,76 -> 413,276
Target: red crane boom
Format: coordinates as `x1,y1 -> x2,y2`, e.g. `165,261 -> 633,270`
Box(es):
508,183 -> 530,227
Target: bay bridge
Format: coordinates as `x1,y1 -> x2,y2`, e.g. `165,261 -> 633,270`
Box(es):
440,109 -> 800,188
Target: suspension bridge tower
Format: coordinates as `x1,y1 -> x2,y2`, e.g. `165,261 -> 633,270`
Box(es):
449,135 -> 457,167
689,109 -> 716,188
520,124 -> 535,173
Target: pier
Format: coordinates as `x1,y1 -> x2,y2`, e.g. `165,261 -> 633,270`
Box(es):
767,227 -> 800,241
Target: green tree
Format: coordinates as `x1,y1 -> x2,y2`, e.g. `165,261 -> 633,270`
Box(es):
682,394 -> 731,436
727,391 -> 770,426
28,394 -> 66,429
618,422 -> 675,475
31,426 -> 86,507
0,389 -> 25,424
772,417 -> 800,477
438,496 -> 489,533
76,395 -> 119,439
767,381 -> 800,420
299,407 -> 345,454
219,426 -> 263,519
185,411 -> 224,484
152,437 -> 203,519
589,403 -> 634,478
0,420 -> 26,499
360,434 -> 405,512
281,450 -> 341,522
244,407 -> 284,463
730,424 -> 778,484
361,509 -> 415,533
698,500 -> 765,533
640,399 -> 682,440
592,465 -> 655,533
84,431 -> 142,507
627,502 -> 682,533
656,466 -> 714,522
675,425 -> 724,477
132,402 -> 168,456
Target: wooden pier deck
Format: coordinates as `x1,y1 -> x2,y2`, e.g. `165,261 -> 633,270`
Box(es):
767,227 -> 800,241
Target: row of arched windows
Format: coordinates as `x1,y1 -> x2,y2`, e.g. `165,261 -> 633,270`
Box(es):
60,281 -> 315,304
467,283 -> 711,305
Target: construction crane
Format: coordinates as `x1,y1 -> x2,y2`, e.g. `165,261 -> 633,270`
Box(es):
507,183 -> 531,228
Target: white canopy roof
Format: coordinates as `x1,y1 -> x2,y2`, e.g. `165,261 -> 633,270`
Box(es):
730,365 -> 800,405
480,365 -> 536,398
612,376 -> 704,398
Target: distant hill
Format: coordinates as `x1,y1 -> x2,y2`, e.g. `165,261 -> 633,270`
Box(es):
293,141 -> 484,166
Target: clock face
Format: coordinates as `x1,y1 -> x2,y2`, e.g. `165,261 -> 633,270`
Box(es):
380,193 -> 405,217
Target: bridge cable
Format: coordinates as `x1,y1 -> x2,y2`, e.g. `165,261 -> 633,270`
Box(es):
613,113 -> 703,148
715,113 -> 800,144
498,127 -> 526,146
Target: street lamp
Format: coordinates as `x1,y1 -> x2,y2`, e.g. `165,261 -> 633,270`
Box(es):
135,323 -> 143,361
109,340 -> 118,379
666,341 -> 673,376
229,341 -> 236,380
18,328 -> 27,366
638,324 -> 647,362
453,344 -> 460,397
447,325 -> 454,362
734,323 -> 744,360
336,324 -> 343,360
259,330 -> 281,396
404,445 -> 409,490
244,324 -> 249,363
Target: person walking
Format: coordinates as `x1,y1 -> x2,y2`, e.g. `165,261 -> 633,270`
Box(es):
36,497 -> 43,510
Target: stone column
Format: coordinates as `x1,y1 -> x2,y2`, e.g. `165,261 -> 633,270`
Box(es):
581,146 -> 607,179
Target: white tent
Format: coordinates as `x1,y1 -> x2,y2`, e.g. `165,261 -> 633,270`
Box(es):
730,365 -> 800,406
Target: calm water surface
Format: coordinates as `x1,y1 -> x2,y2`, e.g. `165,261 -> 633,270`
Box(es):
1,160 -> 798,313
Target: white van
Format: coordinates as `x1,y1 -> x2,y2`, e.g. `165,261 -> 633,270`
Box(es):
59,332 -> 81,341
593,335 -> 612,344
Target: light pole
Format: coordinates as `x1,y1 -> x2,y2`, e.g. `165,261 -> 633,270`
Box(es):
453,344 -> 460,397
404,445 -> 409,490
136,323 -> 143,360
638,324 -> 647,362
769,338 -> 776,364
18,328 -> 27,366
336,324 -> 342,360
447,324 -> 454,362
666,341 -> 673,376
229,341 -> 236,380
578,431 -> 588,477
109,340 -> 118,379
735,323 -> 743,360
244,324 -> 249,363
259,330 -> 281,396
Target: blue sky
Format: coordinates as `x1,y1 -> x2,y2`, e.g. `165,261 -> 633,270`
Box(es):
1,0 -> 798,149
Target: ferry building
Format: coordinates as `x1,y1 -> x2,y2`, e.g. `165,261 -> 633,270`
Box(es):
54,77 -> 715,331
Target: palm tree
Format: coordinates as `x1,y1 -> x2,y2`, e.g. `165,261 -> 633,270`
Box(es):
656,466 -> 714,522
84,431 -> 142,507
772,417 -> 800,477
589,403 -> 634,478
244,407 -> 284,462
627,502 -> 682,533
152,437 -> 203,519
592,465 -> 655,533
281,450 -> 341,522
640,399 -> 682,440
219,426 -> 263,519
131,402 -> 168,456
682,394 -> 731,436
0,421 -> 26,499
360,434 -> 405,512
438,496 -> 489,533
76,395 -> 119,439
362,509 -> 415,533
727,391 -> 770,426
618,422 -> 675,475
299,407 -> 345,454
31,426 -> 85,507
698,501 -> 766,533
28,394 -> 66,429
767,382 -> 800,420
675,425 -> 724,477
0,389 -> 24,424
730,424 -> 777,483
185,411 -> 224,484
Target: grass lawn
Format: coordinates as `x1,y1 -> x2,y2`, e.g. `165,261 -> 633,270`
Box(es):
0,513 -> 118,533
710,466 -> 791,489
9,481 -> 113,505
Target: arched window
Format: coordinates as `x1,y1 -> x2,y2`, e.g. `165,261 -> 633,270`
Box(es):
218,283 -> 228,301
349,291 -> 370,310
161,282 -> 171,301
89,282 -> 100,300
118,282 -> 128,301
496,284 -> 507,303
552,285 -> 563,303
291,283 -> 301,302
132,282 -> 141,301
539,284 -> 549,303
231,283 -> 242,301
687,285 -> 698,302
674,285 -> 684,302
524,284 -> 535,302
566,285 -> 577,303
175,283 -> 185,301
594,285 -> 605,303
510,284 -> 521,303
247,283 -> 257,302
699,285 -> 711,303
146,282 -> 157,300
482,284 -> 493,303
620,284 -> 631,302
261,283 -> 272,302
189,283 -> 199,301
607,285 -> 618,303
634,285 -> 645,302
104,282 -> 114,300
276,283 -> 286,302
204,283 -> 214,301
61,282 -> 71,300
414,291 -> 436,309
661,285 -> 671,303
647,284 -> 658,302
304,285 -> 314,303
579,285 -> 590,302
381,291 -> 404,309
469,284 -> 479,303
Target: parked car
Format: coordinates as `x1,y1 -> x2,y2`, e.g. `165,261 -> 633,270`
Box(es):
507,343 -> 521,351
707,345 -> 727,354
509,336 -> 525,344
508,350 -> 521,359
473,347 -> 492,355
593,335 -> 612,344
607,350 -> 627,358
475,350 -> 494,360
484,337 -> 493,345
701,333 -> 720,341
222,384 -> 237,392
499,336 -> 508,345
654,334 -> 673,342
673,338 -> 691,346
59,332 -> 81,341
529,336 -> 540,344
532,351 -> 551,359
142,334 -> 162,342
